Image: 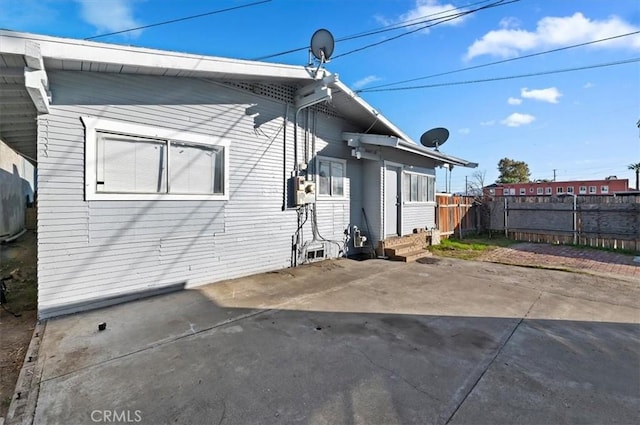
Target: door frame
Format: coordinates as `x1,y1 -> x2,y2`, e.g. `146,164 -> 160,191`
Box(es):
383,161 -> 403,237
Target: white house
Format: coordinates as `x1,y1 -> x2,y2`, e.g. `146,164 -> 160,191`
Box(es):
0,30 -> 476,318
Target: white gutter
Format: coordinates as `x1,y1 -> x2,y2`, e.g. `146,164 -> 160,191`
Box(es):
0,30 -> 316,81
334,80 -> 477,168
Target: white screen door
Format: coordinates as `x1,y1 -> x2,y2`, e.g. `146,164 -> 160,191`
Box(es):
385,166 -> 401,237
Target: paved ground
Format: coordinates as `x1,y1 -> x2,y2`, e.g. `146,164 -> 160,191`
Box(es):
20,255 -> 639,425
478,242 -> 640,280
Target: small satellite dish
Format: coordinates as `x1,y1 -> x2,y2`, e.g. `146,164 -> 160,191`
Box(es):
420,127 -> 449,151
310,29 -> 335,63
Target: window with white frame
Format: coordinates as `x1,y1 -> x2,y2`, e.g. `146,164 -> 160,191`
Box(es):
567,186 -> 574,194
579,186 -> 587,194
317,157 -> 345,197
545,187 -> 552,195
601,185 -> 609,193
589,186 -> 596,194
403,172 -> 435,202
519,188 -> 526,195
557,187 -> 564,194
537,187 -> 543,195
83,117 -> 228,200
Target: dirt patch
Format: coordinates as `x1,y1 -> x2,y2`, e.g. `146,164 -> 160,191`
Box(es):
0,230 -> 37,419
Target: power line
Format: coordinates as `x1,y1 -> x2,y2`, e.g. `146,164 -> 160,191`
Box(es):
358,58 -> 640,92
332,0 -> 519,60
85,0 -> 272,40
252,0 -> 504,61
359,30 -> 640,92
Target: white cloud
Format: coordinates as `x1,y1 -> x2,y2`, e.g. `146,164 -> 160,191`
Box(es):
521,87 -> 562,103
507,97 -> 522,105
480,120 -> 496,126
377,1 -> 470,34
501,113 -> 536,127
352,75 -> 382,89
401,0 -> 470,28
499,17 -> 521,29
76,0 -> 142,37
458,128 -> 470,135
583,82 -> 595,89
465,12 -> 640,60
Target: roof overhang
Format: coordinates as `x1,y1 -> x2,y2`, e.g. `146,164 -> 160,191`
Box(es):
0,30 -> 477,169
342,132 -> 478,168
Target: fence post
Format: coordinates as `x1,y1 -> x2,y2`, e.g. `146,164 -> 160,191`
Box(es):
572,194 -> 577,245
504,197 -> 508,238
458,202 -> 463,239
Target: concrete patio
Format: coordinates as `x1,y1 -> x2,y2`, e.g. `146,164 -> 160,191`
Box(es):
15,257 -> 640,424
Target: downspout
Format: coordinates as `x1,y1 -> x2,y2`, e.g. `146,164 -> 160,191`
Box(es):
282,103 -> 289,211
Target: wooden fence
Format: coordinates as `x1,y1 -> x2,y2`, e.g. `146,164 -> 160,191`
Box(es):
436,195 -> 478,238
484,195 -> 640,252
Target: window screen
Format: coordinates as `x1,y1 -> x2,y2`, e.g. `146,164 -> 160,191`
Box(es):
97,133 -> 166,194
96,132 -> 224,196
170,143 -> 223,194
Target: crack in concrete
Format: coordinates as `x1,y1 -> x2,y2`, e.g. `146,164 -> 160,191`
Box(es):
216,399 -> 227,425
351,347 -> 441,402
39,309 -> 271,384
442,292 -> 543,425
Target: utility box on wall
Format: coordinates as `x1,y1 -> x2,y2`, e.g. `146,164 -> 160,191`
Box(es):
291,176 -> 316,206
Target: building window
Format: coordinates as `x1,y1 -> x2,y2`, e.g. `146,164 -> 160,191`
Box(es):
545,187 -> 552,195
589,186 -> 596,194
557,187 -> 564,194
567,186 -> 574,194
537,187 -> 543,195
579,186 -> 587,194
403,172 -> 435,202
529,187 -> 534,193
318,157 -> 346,197
83,117 -> 229,201
519,188 -> 526,195
601,185 -> 609,194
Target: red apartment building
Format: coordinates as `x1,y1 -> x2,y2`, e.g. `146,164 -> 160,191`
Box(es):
485,178 -> 629,197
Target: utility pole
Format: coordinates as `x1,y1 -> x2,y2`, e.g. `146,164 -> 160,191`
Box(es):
465,176 -> 468,196
553,169 -> 557,181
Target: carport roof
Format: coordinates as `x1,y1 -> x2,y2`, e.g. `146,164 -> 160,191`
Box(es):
0,30 -> 475,167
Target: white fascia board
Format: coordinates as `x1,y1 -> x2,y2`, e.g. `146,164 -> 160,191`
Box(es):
332,80 -> 478,168
332,79 -> 414,142
0,30 -> 315,81
342,132 -> 399,148
24,68 -> 49,113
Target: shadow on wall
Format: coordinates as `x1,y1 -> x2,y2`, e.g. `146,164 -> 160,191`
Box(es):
0,165 -> 34,238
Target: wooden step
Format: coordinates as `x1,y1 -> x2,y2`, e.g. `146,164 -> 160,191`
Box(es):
390,249 -> 433,262
384,242 -> 420,257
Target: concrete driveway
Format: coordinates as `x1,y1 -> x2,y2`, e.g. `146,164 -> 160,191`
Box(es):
24,257 -> 640,424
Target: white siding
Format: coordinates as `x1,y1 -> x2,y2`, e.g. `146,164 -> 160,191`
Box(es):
361,160 -> 383,244
401,203 -> 436,235
37,71 -> 357,318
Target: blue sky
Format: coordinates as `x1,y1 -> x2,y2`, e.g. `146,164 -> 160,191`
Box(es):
2,0 -> 639,192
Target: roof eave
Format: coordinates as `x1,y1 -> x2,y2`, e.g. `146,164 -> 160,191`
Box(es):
0,30 -> 316,82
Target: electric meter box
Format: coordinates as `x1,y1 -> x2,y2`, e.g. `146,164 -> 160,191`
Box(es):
289,177 -> 317,207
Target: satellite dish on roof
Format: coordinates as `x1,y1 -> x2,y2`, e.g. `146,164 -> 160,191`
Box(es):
310,29 -> 335,63
420,127 -> 449,151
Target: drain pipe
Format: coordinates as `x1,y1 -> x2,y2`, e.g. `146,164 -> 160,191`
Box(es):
282,103 -> 289,211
